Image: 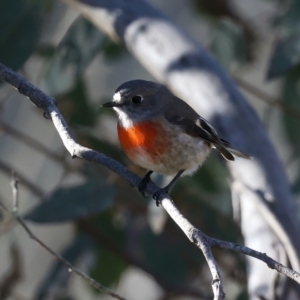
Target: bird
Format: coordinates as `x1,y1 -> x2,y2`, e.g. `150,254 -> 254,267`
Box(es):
102,80 -> 250,205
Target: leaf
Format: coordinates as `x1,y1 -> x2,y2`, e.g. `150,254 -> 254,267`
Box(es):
122,218 -> 205,286
281,65 -> 300,149
281,65 -> 300,194
43,17 -> 104,95
101,37 -> 126,61
278,1 -> 300,34
0,0 -> 43,70
191,0 -> 234,18
25,181 -> 115,223
267,1 -> 300,79
90,250 -> 127,287
291,173 -> 300,195
141,230 -> 190,284
80,132 -> 125,163
211,18 -> 247,71
267,35 -> 300,79
58,79 -> 97,127
178,189 -> 241,242
89,212 -> 128,287
91,212 -> 126,248
35,234 -> 96,300
187,154 -> 229,193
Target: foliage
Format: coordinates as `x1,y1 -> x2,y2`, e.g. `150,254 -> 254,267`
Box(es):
267,0 -> 300,79
1,0 -> 300,299
0,0 -> 44,70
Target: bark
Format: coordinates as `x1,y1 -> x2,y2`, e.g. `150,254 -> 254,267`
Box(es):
60,0 -> 300,298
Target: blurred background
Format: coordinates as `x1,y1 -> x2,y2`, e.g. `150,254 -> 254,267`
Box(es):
0,0 -> 300,299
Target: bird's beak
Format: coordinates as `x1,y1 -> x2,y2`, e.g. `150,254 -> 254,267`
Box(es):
101,101 -> 123,108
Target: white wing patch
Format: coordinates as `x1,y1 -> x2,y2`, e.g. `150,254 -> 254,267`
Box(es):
197,116 -> 218,136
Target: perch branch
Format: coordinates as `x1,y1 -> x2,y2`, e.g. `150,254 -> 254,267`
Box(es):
58,8 -> 300,298
1,63 -> 300,299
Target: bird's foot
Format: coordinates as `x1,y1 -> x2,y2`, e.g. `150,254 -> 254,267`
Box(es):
153,187 -> 170,207
153,170 -> 184,206
138,171 -> 153,197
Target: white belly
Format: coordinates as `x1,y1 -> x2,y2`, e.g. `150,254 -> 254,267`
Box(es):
129,130 -> 212,176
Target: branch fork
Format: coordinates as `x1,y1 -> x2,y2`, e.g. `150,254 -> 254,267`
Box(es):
1,63 -> 300,299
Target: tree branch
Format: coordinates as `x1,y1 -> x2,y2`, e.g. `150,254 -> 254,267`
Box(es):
1,63 -> 300,299
1,172 -> 128,300
58,1 -> 300,298
233,76 -> 300,122
0,159 -> 44,198
0,120 -> 77,173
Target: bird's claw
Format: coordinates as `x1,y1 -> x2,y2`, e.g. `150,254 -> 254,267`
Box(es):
153,187 -> 169,207
138,171 -> 153,197
138,170 -> 173,206
138,180 -> 148,197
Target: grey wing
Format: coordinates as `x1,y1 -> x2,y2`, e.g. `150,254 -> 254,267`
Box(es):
166,114 -> 235,161
165,96 -> 250,160
164,96 -> 250,160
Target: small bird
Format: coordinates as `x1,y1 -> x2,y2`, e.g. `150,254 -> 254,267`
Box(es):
102,80 -> 249,205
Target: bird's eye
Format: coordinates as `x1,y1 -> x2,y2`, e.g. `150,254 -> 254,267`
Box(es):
131,96 -> 142,104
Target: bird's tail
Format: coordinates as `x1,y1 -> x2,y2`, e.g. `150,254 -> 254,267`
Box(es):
214,139 -> 251,161
215,139 -> 251,161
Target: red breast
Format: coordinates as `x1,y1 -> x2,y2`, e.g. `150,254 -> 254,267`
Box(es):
117,121 -> 169,163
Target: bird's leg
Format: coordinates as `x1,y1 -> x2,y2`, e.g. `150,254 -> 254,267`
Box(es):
153,170 -> 185,206
138,170 -> 153,197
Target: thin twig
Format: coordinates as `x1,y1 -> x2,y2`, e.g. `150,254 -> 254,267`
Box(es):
0,242 -> 22,299
3,173 -> 128,300
234,76 -> 300,122
0,159 -> 44,198
15,216 -> 127,300
78,219 -> 211,299
1,63 -> 300,299
232,181 -> 300,272
10,172 -> 19,213
0,120 -> 77,173
2,166 -> 209,298
160,196 -> 226,299
209,237 -> 300,284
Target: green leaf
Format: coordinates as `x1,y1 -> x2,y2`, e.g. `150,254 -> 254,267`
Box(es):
211,18 -> 247,71
43,17 -> 104,95
91,212 -> 125,248
291,173 -> 300,195
188,154 -> 229,193
35,234 -> 96,300
178,190 -> 241,241
282,65 -> 300,148
282,65 -> 300,194
267,35 -> 300,79
191,0 -> 233,18
25,181 -> 115,223
101,37 -> 126,61
81,132 -> 125,163
278,1 -> 300,35
58,79 -> 97,127
89,212 -> 128,287
267,1 -> 300,79
90,250 -> 127,287
141,231 -> 190,284
0,0 -> 43,70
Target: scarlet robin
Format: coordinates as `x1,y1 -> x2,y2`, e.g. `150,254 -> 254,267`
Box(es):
102,80 -> 250,205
